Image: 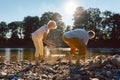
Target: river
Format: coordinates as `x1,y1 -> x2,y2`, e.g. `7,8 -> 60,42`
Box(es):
0,47 -> 120,62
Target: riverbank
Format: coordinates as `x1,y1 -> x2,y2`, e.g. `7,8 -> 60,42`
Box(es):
1,39 -> 120,48
0,54 -> 120,80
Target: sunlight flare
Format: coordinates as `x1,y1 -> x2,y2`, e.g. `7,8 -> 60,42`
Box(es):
64,0 -> 79,16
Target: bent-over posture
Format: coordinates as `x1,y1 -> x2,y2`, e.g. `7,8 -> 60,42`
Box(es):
62,29 -> 95,64
32,20 -> 57,64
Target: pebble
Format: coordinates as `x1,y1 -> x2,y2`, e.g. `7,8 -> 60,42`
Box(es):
1,72 -> 7,76
91,78 -> 99,80
0,54 -> 120,80
42,74 -> 48,79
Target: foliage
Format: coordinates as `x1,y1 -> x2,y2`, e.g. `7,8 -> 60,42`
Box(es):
40,12 -> 65,47
0,7 -> 120,47
0,21 -> 8,39
109,14 -> 120,40
23,16 -> 40,40
8,21 -> 24,40
73,6 -> 120,41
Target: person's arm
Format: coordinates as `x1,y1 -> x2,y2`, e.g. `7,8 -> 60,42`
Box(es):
43,32 -> 56,47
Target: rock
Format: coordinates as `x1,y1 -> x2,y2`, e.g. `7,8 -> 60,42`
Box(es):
93,56 -> 104,67
0,54 -> 120,80
0,72 -> 7,79
91,78 -> 99,80
0,62 -> 4,65
105,63 -> 112,68
73,74 -> 81,80
53,64 -> 59,69
47,67 -> 56,74
42,74 -> 48,79
88,55 -> 106,68
52,75 -> 57,80
95,72 -> 103,78
111,54 -> 120,65
106,71 -> 112,77
113,75 -> 120,80
47,75 -> 52,79
30,62 -> 36,66
5,74 -> 18,80
1,72 -> 7,76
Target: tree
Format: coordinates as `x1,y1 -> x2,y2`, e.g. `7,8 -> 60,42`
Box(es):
8,21 -> 24,40
23,16 -> 40,40
73,7 -> 88,29
103,10 -> 112,18
73,7 -> 101,40
39,12 -> 53,26
109,14 -> 120,40
52,12 -> 62,21
40,12 -> 66,47
65,25 -> 72,32
86,8 -> 102,30
0,21 -> 8,39
101,10 -> 113,39
73,7 -> 102,30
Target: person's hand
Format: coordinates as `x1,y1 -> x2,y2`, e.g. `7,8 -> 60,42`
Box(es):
51,43 -> 56,46
49,43 -> 56,47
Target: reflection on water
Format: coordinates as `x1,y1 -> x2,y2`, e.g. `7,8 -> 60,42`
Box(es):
17,48 -> 23,62
0,48 -> 34,62
5,48 -> 10,62
0,47 -> 120,62
44,46 -> 50,57
0,47 -> 67,62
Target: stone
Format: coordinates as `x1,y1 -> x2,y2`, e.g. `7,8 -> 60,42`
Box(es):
106,71 -> 112,77
1,72 -> 7,76
111,54 -> 120,65
42,74 -> 48,79
91,78 -> 99,80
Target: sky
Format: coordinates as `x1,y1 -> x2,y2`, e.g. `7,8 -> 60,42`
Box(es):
0,0 -> 120,26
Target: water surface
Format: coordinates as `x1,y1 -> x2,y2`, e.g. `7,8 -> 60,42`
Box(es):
0,47 -> 120,62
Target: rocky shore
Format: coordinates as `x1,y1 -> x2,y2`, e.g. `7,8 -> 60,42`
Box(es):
0,54 -> 120,80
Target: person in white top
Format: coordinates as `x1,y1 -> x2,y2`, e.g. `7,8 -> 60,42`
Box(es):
32,20 -> 57,64
62,29 -> 95,65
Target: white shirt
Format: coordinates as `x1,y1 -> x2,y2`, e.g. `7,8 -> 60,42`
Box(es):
63,29 -> 89,45
32,25 -> 49,40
